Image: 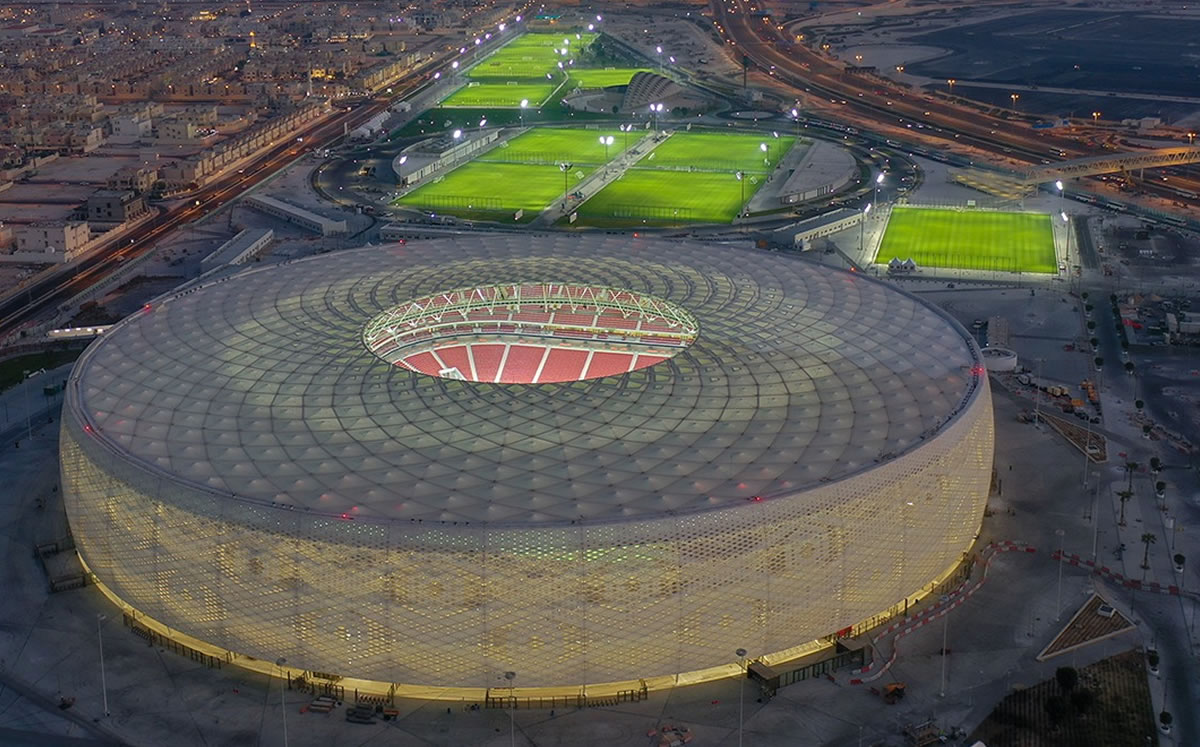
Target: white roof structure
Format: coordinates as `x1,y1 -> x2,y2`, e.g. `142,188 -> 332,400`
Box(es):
74,235 -> 980,528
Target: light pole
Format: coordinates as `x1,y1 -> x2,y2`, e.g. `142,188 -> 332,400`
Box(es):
519,99 -> 528,127
939,596 -> 949,698
1092,111 -> 1101,125
649,103 -> 663,130
874,171 -> 885,206
735,171 -> 745,212
656,45 -> 663,72
599,134 -> 613,161
1062,210 -> 1071,268
859,202 -> 872,256
559,162 -> 573,205
1188,132 -> 1196,145
276,657 -> 289,747
97,614 -> 109,717
1010,93 -> 1019,111
620,124 -> 630,153
947,78 -> 956,95
735,648 -> 747,747
790,107 -> 800,138
759,141 -> 768,167
1056,528 -> 1066,618
22,369 -> 32,442
503,671 -> 516,747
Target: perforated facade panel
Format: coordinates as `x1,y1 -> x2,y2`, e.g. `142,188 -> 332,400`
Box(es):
61,236 -> 993,688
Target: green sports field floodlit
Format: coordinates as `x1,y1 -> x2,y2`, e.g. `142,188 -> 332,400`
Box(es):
572,170 -> 765,226
394,161 -> 594,222
467,33 -> 599,80
636,132 -> 795,173
440,81 -> 562,108
478,127 -> 632,165
566,68 -> 650,88
876,207 -> 1057,274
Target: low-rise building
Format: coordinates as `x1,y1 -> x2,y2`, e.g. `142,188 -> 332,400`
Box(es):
8,221 -> 91,263
86,190 -> 149,224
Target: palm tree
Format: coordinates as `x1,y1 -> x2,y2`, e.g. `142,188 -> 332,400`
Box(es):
1118,490 -> 1133,526
1125,461 -> 1139,493
1141,533 -> 1157,570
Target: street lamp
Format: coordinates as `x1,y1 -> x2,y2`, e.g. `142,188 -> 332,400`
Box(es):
947,78 -> 956,94
735,648 -> 747,747
1062,210 -> 1071,268
276,657 -> 289,747
452,129 -> 462,140
503,671 -> 516,747
1188,132 -> 1196,145
1010,93 -> 1019,110
452,60 -> 459,70
519,99 -> 528,127
97,614 -> 109,717
759,141 -> 768,166
559,162 -> 573,204
599,134 -> 614,161
1092,111 -> 1101,125
874,171 -> 885,206
1055,528 -> 1066,618
649,102 -> 663,130
656,45 -> 663,72
790,107 -> 801,137
735,170 -> 745,211
478,117 -> 487,129
860,202 -> 872,257
1055,179 -> 1064,215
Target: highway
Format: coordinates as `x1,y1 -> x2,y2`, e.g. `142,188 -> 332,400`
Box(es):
710,0 -> 1200,205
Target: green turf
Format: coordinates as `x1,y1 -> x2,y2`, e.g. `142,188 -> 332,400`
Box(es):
876,207 -> 1057,273
394,162 -> 593,221
567,68 -> 650,88
440,80 -> 562,108
635,132 -> 795,173
478,127 -> 631,165
468,33 -> 599,80
573,170 -> 764,226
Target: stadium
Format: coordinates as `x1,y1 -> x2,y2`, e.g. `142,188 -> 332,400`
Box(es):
60,235 -> 994,696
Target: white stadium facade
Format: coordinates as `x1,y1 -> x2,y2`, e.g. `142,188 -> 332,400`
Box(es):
61,235 -> 993,696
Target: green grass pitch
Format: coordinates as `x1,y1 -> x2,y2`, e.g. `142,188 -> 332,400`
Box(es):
394,162 -> 593,221
572,170 -> 764,225
440,81 -> 561,108
636,132 -> 795,173
567,68 -> 650,88
876,208 -> 1057,274
468,33 -> 598,80
478,127 -> 631,165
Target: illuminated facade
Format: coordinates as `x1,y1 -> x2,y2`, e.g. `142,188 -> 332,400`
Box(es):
62,236 -> 993,691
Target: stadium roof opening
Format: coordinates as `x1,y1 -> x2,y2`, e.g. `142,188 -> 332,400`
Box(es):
362,283 -> 698,383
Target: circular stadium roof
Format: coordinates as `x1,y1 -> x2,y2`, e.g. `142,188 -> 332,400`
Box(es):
74,236 -> 979,527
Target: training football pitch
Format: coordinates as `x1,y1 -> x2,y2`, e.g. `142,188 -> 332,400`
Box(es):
636,132 -> 795,173
440,81 -> 561,108
394,161 -> 593,222
876,208 -> 1057,274
468,33 -> 599,80
477,127 -> 631,166
567,68 -> 650,88
572,170 -> 757,225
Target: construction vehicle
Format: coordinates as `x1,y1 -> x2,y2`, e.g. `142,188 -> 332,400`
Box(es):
883,682 -> 906,704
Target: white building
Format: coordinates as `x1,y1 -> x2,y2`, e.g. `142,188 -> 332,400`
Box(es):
6,221 -> 91,263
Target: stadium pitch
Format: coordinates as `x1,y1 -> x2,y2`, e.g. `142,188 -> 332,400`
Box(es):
572,170 -> 758,226
876,207 -> 1057,274
637,132 -> 795,173
567,68 -> 650,88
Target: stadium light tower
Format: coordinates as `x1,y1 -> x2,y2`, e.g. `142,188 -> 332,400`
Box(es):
1062,211 -> 1072,268
874,172 -> 885,206
650,102 -> 664,130
1055,179 -> 1064,214
735,170 -> 745,209
599,134 -> 614,161
791,107 -> 801,138
760,141 -> 769,166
